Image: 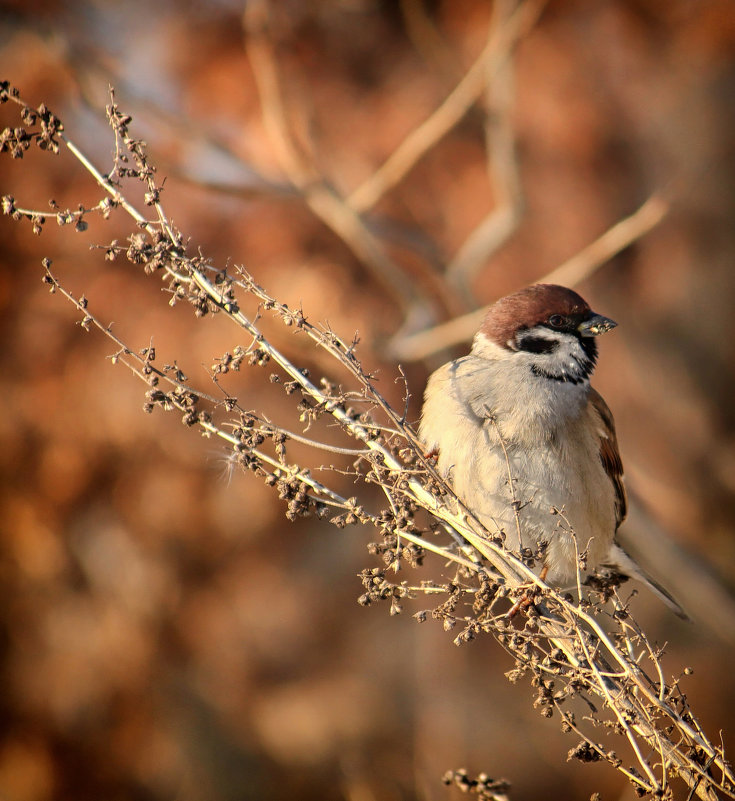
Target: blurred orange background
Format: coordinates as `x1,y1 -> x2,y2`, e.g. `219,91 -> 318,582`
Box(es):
1,1 -> 734,799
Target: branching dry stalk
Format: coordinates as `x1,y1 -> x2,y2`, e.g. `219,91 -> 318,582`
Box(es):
1,81 -> 732,801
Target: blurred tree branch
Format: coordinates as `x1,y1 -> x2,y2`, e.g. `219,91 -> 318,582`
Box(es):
390,192 -> 669,361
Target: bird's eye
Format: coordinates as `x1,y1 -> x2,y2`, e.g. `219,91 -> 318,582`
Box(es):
548,314 -> 566,328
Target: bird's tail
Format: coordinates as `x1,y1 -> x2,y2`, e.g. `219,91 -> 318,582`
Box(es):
604,543 -> 690,621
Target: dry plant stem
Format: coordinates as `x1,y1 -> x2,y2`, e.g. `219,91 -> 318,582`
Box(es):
178,273 -> 731,799
52,134 -> 735,801
389,192 -> 670,361
347,0 -> 546,214
575,616 -> 662,791
54,123 -> 488,571
130,233 -> 735,796
43,264 -> 483,576
3,87 -> 731,801
57,123 -> 562,590
489,416 -> 524,552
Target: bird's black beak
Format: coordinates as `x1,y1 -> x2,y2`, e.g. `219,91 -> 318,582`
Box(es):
577,314 -> 617,337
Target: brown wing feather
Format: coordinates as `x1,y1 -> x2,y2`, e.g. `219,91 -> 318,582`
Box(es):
589,388 -> 627,529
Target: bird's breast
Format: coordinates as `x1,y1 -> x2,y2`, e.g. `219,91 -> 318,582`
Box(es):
419,361 -> 616,583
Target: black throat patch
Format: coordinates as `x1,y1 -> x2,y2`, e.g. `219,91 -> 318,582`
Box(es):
531,363 -> 587,384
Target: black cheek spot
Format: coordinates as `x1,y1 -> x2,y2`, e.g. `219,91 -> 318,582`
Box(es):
518,335 -> 559,354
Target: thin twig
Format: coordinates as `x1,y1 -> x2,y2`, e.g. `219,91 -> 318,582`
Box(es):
347,0 -> 546,213
446,0 -> 523,296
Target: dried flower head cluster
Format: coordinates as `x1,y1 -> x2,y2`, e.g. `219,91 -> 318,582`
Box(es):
2,81 -> 733,801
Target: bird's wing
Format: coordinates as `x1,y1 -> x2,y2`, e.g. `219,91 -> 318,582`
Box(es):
589,387 -> 627,530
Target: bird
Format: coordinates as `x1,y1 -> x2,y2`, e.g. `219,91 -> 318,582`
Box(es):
419,283 -> 687,618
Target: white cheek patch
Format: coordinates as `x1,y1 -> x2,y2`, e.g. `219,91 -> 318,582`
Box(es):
472,329 -> 595,383
514,327 -> 594,384
472,332 -> 515,360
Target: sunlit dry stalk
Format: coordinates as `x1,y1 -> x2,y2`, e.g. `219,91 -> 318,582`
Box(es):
1,82 -> 732,801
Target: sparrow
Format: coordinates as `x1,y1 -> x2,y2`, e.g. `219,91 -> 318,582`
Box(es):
419,283 -> 686,617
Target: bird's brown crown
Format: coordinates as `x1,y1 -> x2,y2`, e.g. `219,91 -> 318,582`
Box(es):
479,284 -> 591,347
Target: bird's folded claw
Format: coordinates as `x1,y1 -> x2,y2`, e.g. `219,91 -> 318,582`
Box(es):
505,565 -> 548,619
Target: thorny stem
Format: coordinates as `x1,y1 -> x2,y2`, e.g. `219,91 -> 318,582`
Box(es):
488,415 -> 524,558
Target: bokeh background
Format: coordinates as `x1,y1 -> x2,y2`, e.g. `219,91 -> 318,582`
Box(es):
1,1 -> 734,799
